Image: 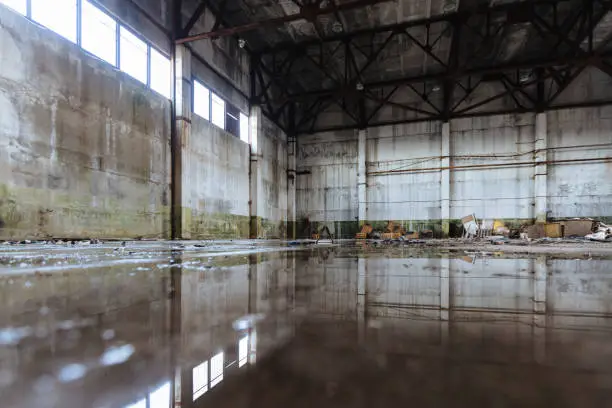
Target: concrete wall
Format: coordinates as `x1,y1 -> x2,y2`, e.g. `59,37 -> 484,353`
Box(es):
547,107 -> 612,219
297,108 -> 612,237
0,7 -> 171,239
296,130 -> 359,238
182,117 -> 250,239
256,116 -> 289,238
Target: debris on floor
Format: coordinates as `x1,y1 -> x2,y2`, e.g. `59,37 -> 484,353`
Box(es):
586,222 -> 612,242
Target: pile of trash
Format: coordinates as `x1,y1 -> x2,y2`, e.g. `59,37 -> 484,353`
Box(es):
585,221 -> 612,242
460,214 -> 612,243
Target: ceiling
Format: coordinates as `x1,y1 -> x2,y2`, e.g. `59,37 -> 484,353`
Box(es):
180,0 -> 612,133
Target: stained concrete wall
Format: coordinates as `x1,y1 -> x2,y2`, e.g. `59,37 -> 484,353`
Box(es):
450,114 -> 535,222
254,116 -> 290,238
296,130 -> 359,238
183,117 -> 250,239
297,108 -> 612,237
0,7 -> 171,239
547,107 -> 612,219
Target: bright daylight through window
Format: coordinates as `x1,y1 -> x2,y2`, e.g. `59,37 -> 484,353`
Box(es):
211,92 -> 225,128
31,0 -> 77,43
0,0 -> 26,15
120,26 -> 148,84
81,0 -> 117,65
194,81 -> 211,120
240,112 -> 249,143
150,48 -> 171,98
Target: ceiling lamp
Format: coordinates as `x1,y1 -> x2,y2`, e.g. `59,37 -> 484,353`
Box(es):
356,82 -> 364,91
332,21 -> 343,33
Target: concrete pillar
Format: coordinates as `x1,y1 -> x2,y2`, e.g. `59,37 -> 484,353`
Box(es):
534,113 -> 548,223
249,106 -> 263,238
441,122 -> 451,237
357,129 -> 367,225
172,44 -> 192,239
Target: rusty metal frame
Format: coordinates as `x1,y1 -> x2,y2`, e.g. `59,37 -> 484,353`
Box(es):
246,0 -> 612,134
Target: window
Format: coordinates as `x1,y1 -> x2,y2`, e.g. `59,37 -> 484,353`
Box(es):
81,0 -> 117,65
120,26 -> 148,84
193,81 -> 210,120
0,0 -> 26,15
150,48 -> 171,98
238,336 -> 248,368
226,103 -> 240,137
210,352 -> 224,388
31,0 -> 77,43
240,112 -> 249,143
192,360 -> 208,401
211,92 -> 225,128
149,382 -> 171,408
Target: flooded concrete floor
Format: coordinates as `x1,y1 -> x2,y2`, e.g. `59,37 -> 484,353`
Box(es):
1,241 -> 612,407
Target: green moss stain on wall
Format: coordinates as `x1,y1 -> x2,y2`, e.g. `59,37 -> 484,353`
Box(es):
0,184 -> 170,240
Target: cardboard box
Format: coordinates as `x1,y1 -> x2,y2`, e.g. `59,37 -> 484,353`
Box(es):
562,220 -> 593,237
545,223 -> 563,238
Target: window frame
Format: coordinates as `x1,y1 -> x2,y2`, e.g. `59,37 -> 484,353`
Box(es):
149,45 -> 172,99
80,0 -> 118,66
0,0 -> 28,16
118,24 -> 149,84
30,0 -> 79,43
193,79 -> 211,121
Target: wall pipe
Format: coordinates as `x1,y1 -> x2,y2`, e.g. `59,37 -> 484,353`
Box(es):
368,156 -> 612,176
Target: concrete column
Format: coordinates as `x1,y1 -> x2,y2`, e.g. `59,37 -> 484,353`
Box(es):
172,44 -> 192,239
441,122 -> 451,237
249,106 -> 263,238
357,129 -> 367,225
535,113 -> 548,223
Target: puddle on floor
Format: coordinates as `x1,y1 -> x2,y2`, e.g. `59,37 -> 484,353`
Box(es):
1,244 -> 611,407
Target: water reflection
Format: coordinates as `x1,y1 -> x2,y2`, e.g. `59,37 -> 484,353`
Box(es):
0,244 -> 611,407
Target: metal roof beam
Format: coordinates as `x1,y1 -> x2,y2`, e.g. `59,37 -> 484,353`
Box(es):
256,0 -> 576,54
176,0 -> 394,44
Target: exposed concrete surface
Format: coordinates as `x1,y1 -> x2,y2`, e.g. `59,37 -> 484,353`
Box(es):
298,109 -> 612,238
1,244 -> 612,407
0,7 -> 171,240
183,116 -> 251,239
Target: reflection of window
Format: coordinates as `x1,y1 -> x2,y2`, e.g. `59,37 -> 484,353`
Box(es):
31,0 -> 78,43
239,112 -> 249,144
193,81 -> 210,120
125,398 -> 146,408
119,26 -> 148,84
193,360 -> 209,401
238,336 -> 248,367
149,382 -> 171,408
210,352 -> 224,388
0,0 -> 27,15
211,92 -> 225,129
81,0 -> 117,65
150,48 -> 171,99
